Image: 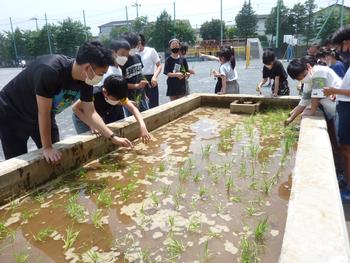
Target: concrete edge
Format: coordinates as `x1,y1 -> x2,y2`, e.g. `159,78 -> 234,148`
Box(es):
0,94 -> 201,204
279,113 -> 350,263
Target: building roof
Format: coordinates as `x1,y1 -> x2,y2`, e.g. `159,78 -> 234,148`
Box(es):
98,20 -> 135,28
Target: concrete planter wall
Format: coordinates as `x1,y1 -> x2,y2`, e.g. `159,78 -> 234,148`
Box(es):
0,93 -> 348,262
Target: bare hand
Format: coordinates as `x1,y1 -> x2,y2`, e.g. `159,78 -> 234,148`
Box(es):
139,126 -> 151,144
151,77 -> 158,87
138,80 -> 149,89
91,128 -> 100,135
176,73 -> 184,79
323,87 -> 334,97
43,147 -> 62,165
111,136 -> 133,148
217,91 -> 225,95
272,93 -> 278,97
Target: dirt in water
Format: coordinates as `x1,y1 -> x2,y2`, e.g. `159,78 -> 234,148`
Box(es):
0,107 -> 298,263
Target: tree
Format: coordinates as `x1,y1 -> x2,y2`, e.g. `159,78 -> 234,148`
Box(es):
149,10 -> 173,51
265,1 -> 292,47
200,19 -> 225,41
54,18 -> 91,57
315,7 -> 341,43
304,0 -> 317,46
225,26 -> 237,39
174,20 -> 195,44
110,26 -> 129,40
132,16 -> 149,33
235,0 -> 258,38
288,3 -> 307,37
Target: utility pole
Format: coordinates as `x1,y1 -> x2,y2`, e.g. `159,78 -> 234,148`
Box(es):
125,6 -> 130,30
30,17 -> 39,31
9,17 -> 18,63
173,1 -> 176,38
220,0 -> 223,46
275,0 -> 280,49
132,0 -> 141,18
83,10 -> 88,40
45,13 -> 53,55
340,0 -> 344,28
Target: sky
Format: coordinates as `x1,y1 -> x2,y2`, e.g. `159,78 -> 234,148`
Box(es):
0,0 -> 346,36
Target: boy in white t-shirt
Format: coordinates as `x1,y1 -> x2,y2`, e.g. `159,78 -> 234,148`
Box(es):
285,56 -> 340,125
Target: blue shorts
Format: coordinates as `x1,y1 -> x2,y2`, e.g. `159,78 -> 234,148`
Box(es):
337,101 -> 350,145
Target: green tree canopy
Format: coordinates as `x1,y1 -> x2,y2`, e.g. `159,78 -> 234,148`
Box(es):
200,19 -> 225,41
235,0 -> 258,38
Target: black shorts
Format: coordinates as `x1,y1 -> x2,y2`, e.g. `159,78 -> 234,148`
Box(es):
337,101 -> 350,145
272,80 -> 290,96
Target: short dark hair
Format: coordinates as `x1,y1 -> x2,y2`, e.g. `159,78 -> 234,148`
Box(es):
120,32 -> 141,48
110,40 -> 131,52
76,41 -> 115,67
103,75 -> 128,100
287,56 -> 317,79
139,34 -> 146,46
180,42 -> 189,54
309,42 -> 320,50
262,50 -> 275,65
332,26 -> 350,45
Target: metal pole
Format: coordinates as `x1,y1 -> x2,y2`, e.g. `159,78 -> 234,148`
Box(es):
173,1 -> 176,37
125,6 -> 130,30
340,0 -> 344,27
220,0 -> 223,46
83,10 -> 88,40
275,0 -> 280,48
132,0 -> 140,18
9,17 -> 18,62
45,13 -> 53,55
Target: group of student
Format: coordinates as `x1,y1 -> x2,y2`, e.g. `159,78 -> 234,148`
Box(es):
254,27 -> 350,203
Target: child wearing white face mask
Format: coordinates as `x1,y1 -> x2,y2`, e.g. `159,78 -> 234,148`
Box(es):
72,75 -> 151,144
285,56 -> 341,125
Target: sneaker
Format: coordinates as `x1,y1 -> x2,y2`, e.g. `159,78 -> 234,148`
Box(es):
340,188 -> 350,203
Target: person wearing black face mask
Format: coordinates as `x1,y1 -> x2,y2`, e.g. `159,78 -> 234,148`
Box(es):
163,39 -> 190,101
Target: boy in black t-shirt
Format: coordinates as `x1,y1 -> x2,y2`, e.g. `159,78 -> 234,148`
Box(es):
0,41 -> 133,163
119,32 -> 149,116
164,39 -> 190,101
257,50 -> 290,96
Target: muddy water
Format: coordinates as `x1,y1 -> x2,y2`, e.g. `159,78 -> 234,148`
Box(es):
0,107 -> 297,263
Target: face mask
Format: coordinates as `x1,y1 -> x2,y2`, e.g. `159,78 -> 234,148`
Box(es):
171,48 -> 180,54
116,56 -> 128,66
301,72 -> 312,84
85,66 -> 103,86
105,96 -> 120,106
129,48 -> 137,56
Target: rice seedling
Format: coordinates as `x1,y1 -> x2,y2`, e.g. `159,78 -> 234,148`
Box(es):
147,167 -> 158,182
240,236 -> 259,263
74,167 -> 87,178
21,210 -> 35,222
158,162 -> 166,172
249,180 -> 258,190
211,172 -> 219,184
14,253 -> 29,263
201,144 -> 212,159
32,191 -> 45,204
150,191 -> 160,207
187,216 -> 201,233
168,215 -> 175,232
117,181 -> 137,201
85,249 -> 103,262
161,185 -> 171,196
199,186 -> 210,200
91,210 -> 104,229
239,161 -> 247,177
97,189 -> 113,208
179,165 -> 191,182
65,193 -> 87,223
166,237 -> 186,262
173,194 -> 181,210
218,139 -> 232,152
193,172 -> 203,183
0,221 -> 15,241
201,240 -> 215,262
127,164 -> 139,177
63,226 -> 79,250
226,176 -> 234,193
215,202 -> 226,215
248,143 -> 261,161
99,154 -> 114,165
33,227 -> 55,242
254,217 -> 269,242
245,205 -> 258,217
262,178 -> 274,195
220,127 -> 233,140
140,248 -> 152,262
230,195 -> 241,203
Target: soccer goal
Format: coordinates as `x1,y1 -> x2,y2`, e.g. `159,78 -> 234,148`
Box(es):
245,38 -> 264,69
